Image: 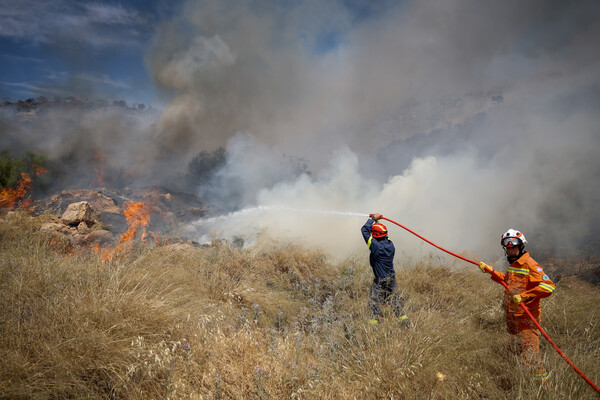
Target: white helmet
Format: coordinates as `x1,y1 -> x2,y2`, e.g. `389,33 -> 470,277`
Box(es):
500,229 -> 527,248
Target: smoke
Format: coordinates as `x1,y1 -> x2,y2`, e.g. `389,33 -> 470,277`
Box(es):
175,0 -> 600,261
0,105 -> 165,189
2,0 -> 599,263
146,0 -> 599,159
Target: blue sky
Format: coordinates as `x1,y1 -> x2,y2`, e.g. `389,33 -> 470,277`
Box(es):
0,0 -> 388,106
0,0 -> 180,105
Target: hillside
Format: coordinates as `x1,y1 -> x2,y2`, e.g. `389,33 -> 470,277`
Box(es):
0,211 -> 599,399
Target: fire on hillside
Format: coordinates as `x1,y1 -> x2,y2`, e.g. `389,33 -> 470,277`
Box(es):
1,165 -> 208,258
0,165 -> 48,208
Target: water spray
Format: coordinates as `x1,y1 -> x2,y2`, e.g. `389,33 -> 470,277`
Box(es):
196,206 -> 368,224
189,206 -> 368,246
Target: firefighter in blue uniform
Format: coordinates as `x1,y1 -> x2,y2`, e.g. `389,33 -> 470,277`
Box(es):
361,213 -> 409,326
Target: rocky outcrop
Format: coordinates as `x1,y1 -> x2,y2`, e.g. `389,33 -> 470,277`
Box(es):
61,201 -> 101,226
43,189 -> 121,215
41,202 -> 115,246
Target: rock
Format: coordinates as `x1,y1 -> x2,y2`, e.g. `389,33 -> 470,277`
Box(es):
45,190 -> 121,215
40,222 -> 64,232
61,201 -> 100,226
77,221 -> 91,234
87,230 -> 114,245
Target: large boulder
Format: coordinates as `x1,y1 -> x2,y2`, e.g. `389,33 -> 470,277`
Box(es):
61,201 -> 100,226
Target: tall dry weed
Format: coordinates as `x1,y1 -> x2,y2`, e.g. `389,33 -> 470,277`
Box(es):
1,212 -> 599,399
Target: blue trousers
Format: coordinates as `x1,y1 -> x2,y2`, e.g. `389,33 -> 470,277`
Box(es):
369,275 -> 406,319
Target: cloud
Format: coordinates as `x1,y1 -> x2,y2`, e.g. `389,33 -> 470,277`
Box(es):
71,73 -> 132,89
0,0 -> 145,47
0,71 -> 132,100
1,54 -> 45,64
83,3 -> 140,25
0,80 -> 73,98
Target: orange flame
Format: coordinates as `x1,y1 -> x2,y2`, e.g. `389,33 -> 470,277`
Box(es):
0,172 -> 33,208
119,201 -> 152,244
0,165 -> 48,208
34,165 -> 48,176
94,199 -> 163,263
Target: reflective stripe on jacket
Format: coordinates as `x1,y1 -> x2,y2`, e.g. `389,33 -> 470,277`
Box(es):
491,252 -> 555,320
361,218 -> 395,280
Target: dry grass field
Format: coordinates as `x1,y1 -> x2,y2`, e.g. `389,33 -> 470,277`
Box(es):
1,212 -> 599,399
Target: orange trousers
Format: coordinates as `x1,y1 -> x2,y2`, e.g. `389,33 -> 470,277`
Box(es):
507,316 -> 546,377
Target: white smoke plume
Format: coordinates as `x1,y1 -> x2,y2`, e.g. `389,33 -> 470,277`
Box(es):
171,0 -> 600,262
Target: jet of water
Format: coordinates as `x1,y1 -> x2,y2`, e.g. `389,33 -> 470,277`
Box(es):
196,206 -> 368,225
187,206 -> 369,248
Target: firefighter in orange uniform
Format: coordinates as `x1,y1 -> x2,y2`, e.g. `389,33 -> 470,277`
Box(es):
479,229 -> 555,380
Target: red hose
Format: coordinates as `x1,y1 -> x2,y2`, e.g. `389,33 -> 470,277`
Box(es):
379,216 -> 600,395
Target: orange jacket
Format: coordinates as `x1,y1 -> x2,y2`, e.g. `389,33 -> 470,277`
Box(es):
490,252 -> 555,320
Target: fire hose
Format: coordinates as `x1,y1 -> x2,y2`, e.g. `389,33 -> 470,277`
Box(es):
375,215 -> 600,395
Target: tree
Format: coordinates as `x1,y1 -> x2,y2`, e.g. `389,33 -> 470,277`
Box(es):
187,147 -> 226,185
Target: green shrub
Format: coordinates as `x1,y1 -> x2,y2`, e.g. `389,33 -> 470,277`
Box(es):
0,150 -> 48,189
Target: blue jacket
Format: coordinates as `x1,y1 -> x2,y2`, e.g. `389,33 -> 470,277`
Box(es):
361,217 -> 396,280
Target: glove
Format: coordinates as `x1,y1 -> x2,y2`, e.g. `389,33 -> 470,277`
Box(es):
371,213 -> 383,221
479,262 -> 493,273
512,294 -> 525,304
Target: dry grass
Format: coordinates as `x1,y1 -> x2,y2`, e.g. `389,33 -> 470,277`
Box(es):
1,212 -> 599,399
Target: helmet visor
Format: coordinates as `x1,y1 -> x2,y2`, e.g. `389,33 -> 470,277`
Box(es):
501,237 -> 521,248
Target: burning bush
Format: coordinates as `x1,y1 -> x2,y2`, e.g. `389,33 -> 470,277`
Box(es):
0,151 -> 49,209
0,150 -> 48,190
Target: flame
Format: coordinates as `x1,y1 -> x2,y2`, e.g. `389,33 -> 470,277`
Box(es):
94,199 -> 164,263
34,165 -> 48,175
94,201 -> 153,262
0,172 -> 33,208
92,243 -> 112,262
119,201 -> 152,244
0,165 -> 48,208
